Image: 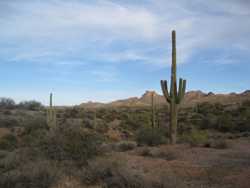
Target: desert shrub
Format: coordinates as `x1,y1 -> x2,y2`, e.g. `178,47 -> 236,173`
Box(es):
181,130 -> 208,147
197,102 -> 224,115
121,112 -> 151,131
18,100 -> 43,111
103,172 -> 145,188
217,113 -> 235,132
200,113 -> 218,130
0,98 -> 15,109
243,100 -> 250,106
0,134 -> 17,151
0,151 -> 20,172
81,157 -> 145,188
197,102 -> 213,114
0,150 -> 9,160
136,127 -> 167,146
178,121 -> 193,135
79,157 -> 122,185
234,121 -> 250,132
239,100 -> 250,112
22,129 -> 48,148
0,147 -> 45,174
94,119 -> 109,133
40,125 -> 103,164
210,139 -> 229,149
82,118 -> 93,129
2,110 -> 12,115
20,116 -> 48,147
114,141 -> 137,152
23,116 -> 48,134
151,150 -> 178,161
138,147 -> 152,157
213,103 -> 224,114
239,131 -> 250,137
0,161 -> 59,188
102,109 -> 120,123
120,119 -> 139,131
81,155 -> 184,188
63,107 -> 80,118
236,107 -> 250,132
0,117 -> 19,128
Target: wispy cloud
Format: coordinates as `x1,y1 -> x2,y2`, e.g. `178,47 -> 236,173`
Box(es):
0,0 -> 166,67
1,0 -> 249,66
91,67 -> 119,83
0,0 -> 250,104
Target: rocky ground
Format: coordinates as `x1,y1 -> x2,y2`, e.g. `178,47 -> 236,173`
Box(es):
50,137 -> 250,188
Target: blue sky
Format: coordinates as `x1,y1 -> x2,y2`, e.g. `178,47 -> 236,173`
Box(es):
0,0 -> 250,105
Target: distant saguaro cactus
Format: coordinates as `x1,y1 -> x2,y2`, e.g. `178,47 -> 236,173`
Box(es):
151,92 -> 156,129
93,109 -> 97,130
47,93 -> 57,129
161,30 -> 187,144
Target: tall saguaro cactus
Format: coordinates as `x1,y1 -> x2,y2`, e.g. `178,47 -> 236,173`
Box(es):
160,30 -> 186,144
47,93 -> 57,129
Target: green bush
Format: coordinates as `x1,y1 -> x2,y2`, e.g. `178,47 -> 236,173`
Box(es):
82,158 -> 145,188
217,113 -> 234,132
18,100 -> 43,111
210,139 -> 229,149
23,116 -> 48,134
136,127 -> 167,146
0,98 -> 15,109
0,134 -> 18,151
181,130 -> 208,147
0,117 -> 19,128
196,102 -> 223,115
94,120 -> 109,133
201,113 -> 218,130
0,161 -> 59,188
115,141 -> 137,152
21,117 -> 48,147
121,112 -> 151,131
41,125 -> 103,164
138,147 -> 152,157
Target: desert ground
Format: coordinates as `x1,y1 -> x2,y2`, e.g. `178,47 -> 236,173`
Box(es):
0,92 -> 250,188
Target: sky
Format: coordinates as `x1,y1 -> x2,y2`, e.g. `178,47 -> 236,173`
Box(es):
0,0 -> 250,105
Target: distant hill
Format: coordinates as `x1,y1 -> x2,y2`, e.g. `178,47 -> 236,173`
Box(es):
80,90 -> 250,108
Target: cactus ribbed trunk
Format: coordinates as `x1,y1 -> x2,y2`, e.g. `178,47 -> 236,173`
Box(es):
170,101 -> 178,144
170,31 -> 177,144
161,30 -> 187,145
171,30 -> 177,99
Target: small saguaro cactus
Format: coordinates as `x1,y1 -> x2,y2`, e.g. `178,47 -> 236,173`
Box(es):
160,30 -> 187,144
93,109 -> 97,130
47,93 -> 57,129
151,92 -> 156,129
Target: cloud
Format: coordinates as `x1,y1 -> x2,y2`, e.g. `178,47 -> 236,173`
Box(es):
0,0 -> 249,83
0,0 -> 161,40
0,0 -> 168,68
91,68 -> 119,83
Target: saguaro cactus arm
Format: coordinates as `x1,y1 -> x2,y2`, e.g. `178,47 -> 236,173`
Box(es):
176,78 -> 186,104
181,79 -> 186,100
160,80 -> 171,103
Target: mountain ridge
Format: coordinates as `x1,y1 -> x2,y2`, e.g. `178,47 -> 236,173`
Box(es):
80,90 -> 250,108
